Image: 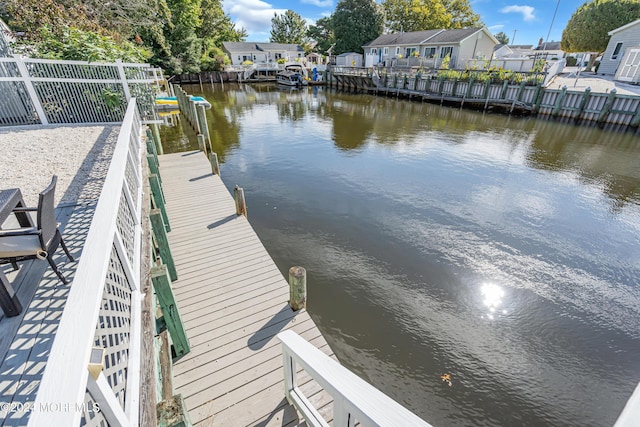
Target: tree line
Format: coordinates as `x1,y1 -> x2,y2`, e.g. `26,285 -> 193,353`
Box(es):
1,0 -> 639,74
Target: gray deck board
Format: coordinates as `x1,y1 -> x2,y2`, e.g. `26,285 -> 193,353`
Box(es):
159,151 -> 334,426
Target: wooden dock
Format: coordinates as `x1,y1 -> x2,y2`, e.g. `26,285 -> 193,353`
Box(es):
158,151 -> 334,426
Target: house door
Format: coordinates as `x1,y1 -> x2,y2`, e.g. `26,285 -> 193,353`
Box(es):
617,49 -> 640,82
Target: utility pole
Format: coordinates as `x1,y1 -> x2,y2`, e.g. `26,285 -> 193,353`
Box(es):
511,29 -> 517,45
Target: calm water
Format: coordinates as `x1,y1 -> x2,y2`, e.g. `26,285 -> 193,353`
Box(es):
161,84 -> 640,426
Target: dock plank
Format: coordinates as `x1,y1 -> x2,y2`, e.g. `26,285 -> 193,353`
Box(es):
159,151 -> 334,427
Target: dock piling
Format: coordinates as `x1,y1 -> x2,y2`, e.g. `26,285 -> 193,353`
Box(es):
209,152 -> 220,176
288,266 -> 307,311
234,185 -> 247,217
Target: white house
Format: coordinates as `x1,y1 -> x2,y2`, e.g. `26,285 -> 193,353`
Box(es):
362,27 -> 498,69
222,42 -> 304,66
598,19 -> 640,82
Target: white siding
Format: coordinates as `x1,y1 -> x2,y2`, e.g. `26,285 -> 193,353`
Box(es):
599,23 -> 640,75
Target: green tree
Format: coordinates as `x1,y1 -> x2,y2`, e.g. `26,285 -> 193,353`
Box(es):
307,16 -> 334,54
162,0 -> 202,73
561,0 -> 640,54
494,31 -> 509,44
382,0 -> 481,32
198,0 -> 247,48
270,10 -> 308,46
333,0 -> 384,54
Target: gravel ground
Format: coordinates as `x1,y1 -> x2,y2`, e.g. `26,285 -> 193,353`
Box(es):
0,124 -> 120,208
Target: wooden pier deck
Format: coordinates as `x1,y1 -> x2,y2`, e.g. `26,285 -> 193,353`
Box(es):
158,151 -> 334,426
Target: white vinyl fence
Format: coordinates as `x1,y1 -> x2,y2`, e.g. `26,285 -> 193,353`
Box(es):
29,99 -> 143,427
0,55 -> 161,126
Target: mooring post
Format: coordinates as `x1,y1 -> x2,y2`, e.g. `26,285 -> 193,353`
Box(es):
209,152 -> 220,176
197,134 -> 205,152
196,105 -> 211,150
288,266 -> 307,311
234,185 -> 247,217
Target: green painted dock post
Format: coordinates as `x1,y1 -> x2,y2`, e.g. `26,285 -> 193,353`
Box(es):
147,154 -> 161,183
500,80 -> 509,100
288,266 -> 307,311
149,174 -> 170,232
574,87 -> 591,122
151,123 -> 164,155
597,89 -> 617,124
553,86 -> 568,118
451,78 -> 459,96
150,210 -> 178,281
209,152 -> 221,176
145,129 -> 158,158
532,83 -> 544,114
516,80 -> 526,102
152,265 -> 188,356
631,100 -> 640,128
234,185 -> 247,217
465,77 -> 475,99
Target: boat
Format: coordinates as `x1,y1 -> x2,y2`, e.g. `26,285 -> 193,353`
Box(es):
276,64 -> 308,88
155,96 -> 211,110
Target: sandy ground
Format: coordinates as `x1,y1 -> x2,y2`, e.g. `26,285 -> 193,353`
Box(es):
547,67 -> 640,96
0,124 -> 120,207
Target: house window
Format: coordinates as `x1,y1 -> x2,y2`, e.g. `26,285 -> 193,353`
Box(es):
371,48 -> 378,54
612,42 -> 623,60
440,46 -> 453,59
383,47 -> 389,55
405,47 -> 417,57
424,47 -> 436,58
395,47 -> 400,55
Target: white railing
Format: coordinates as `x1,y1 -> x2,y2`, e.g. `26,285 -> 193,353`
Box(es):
0,55 -> 161,126
278,330 -> 432,427
615,382 -> 640,426
29,98 -> 143,427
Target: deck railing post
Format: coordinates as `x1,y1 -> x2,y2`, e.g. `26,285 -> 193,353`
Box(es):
116,59 -> 132,102
288,266 -> 307,311
13,54 -> 49,125
282,348 -> 296,404
87,373 -> 132,427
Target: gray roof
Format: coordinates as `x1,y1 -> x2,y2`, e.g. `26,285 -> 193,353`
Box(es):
364,30 -> 443,47
426,28 -> 482,44
535,41 -> 562,51
222,42 -> 303,53
364,28 -> 485,47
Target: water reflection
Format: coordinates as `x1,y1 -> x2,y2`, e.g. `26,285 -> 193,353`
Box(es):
160,84 -> 640,426
480,282 -> 507,320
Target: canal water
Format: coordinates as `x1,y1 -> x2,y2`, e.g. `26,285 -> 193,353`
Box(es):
161,84 -> 640,426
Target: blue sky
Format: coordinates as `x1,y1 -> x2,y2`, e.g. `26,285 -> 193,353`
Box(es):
223,0 -> 587,47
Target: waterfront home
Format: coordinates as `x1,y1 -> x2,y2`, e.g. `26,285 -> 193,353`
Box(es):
598,18 -> 640,82
363,27 -> 498,69
222,42 -> 304,66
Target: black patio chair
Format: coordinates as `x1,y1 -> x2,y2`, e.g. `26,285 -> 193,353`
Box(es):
0,176 -> 74,284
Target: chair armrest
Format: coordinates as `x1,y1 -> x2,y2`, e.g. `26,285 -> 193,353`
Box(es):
0,228 -> 39,237
11,207 -> 37,212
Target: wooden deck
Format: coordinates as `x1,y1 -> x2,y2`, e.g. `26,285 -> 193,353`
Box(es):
159,151 -> 334,427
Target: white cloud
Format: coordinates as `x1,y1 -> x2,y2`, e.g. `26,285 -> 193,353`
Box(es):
500,5 -> 536,22
223,0 -> 287,36
301,0 -> 333,6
